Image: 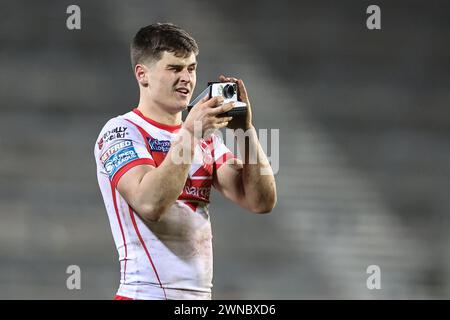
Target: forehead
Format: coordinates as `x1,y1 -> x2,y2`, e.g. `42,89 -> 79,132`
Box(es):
158,51 -> 197,66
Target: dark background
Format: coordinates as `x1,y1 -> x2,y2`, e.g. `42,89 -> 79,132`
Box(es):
0,0 -> 449,299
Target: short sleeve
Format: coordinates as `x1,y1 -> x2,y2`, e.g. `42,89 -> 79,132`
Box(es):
211,133 -> 236,170
95,118 -> 155,187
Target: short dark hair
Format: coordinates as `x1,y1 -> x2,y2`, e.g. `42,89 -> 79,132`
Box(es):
130,23 -> 199,68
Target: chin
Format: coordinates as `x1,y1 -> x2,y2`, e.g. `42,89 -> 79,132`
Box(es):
178,99 -> 190,110
169,96 -> 190,113
172,103 -> 188,114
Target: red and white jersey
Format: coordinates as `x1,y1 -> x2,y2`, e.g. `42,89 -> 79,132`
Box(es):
94,108 -> 234,300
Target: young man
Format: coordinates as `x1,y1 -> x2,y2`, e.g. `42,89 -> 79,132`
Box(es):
94,23 -> 277,300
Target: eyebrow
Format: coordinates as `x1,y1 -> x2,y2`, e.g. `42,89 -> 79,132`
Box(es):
166,62 -> 197,68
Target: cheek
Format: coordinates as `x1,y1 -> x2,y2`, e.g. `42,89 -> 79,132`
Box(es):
164,74 -> 178,89
152,76 -> 171,92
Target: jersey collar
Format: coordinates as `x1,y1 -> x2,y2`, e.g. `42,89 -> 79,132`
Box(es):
132,108 -> 182,133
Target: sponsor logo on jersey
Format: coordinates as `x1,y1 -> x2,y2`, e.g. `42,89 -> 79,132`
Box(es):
101,140 -> 138,177
100,140 -> 133,163
183,185 -> 211,199
97,138 -> 104,150
98,126 -> 129,149
148,138 -> 171,153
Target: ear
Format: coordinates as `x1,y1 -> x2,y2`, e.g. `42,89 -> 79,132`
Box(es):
135,64 -> 149,87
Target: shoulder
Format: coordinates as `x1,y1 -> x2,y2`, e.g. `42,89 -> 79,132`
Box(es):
94,112 -> 143,157
95,116 -> 128,147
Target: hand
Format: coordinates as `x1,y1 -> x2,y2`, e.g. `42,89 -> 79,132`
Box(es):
219,75 -> 253,130
183,95 -> 234,139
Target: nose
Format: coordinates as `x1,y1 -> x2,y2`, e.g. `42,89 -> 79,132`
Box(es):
179,68 -> 191,84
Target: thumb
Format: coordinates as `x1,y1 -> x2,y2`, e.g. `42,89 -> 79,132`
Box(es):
194,94 -> 210,108
197,94 -> 210,106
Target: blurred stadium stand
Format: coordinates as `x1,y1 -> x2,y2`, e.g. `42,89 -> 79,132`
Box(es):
0,0 -> 448,299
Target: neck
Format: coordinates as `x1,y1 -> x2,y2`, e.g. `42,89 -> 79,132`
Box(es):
137,95 -> 182,126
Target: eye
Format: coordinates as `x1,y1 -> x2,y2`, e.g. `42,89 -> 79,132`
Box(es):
169,66 -> 182,72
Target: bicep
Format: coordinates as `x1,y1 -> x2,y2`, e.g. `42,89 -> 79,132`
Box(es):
116,164 -> 154,208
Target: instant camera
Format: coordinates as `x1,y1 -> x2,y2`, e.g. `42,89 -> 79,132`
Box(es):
187,82 -> 247,118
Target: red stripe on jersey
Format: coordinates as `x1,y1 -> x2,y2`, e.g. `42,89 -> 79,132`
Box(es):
186,177 -> 213,188
109,181 -> 128,284
183,201 -> 199,212
133,108 -> 182,133
179,178 -> 213,203
192,165 -> 213,177
178,194 -> 210,203
128,206 -> 168,300
125,119 -> 167,167
150,152 -> 166,168
111,158 -> 155,188
113,295 -> 134,300
215,152 -> 235,170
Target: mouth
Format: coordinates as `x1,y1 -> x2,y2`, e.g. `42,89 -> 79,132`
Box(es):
175,87 -> 190,97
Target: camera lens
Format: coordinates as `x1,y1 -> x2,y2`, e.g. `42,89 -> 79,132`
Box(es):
222,84 -> 236,99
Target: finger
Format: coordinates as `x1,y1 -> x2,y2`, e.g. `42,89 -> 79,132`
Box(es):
219,75 -> 238,83
216,116 -> 233,123
237,79 -> 249,101
194,94 -> 211,108
202,95 -> 224,109
210,101 -> 234,115
215,121 -> 229,130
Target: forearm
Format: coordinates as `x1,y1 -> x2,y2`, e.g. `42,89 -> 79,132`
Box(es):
237,126 -> 277,212
136,129 -> 196,221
